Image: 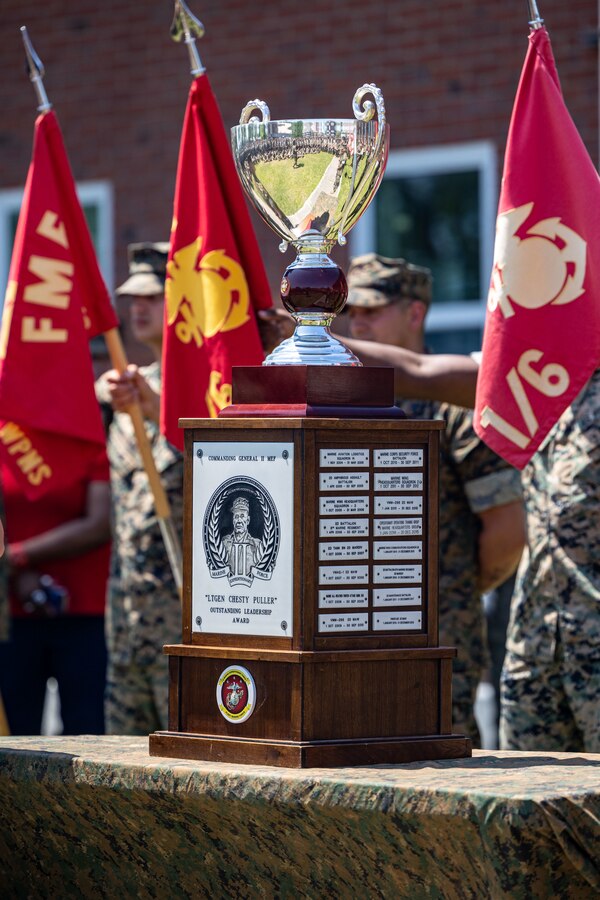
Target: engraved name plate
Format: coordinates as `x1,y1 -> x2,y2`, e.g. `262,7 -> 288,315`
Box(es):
320,472 -> 370,491
374,449 -> 423,468
373,611 -> 422,631
373,541 -> 423,560
373,587 -> 422,607
319,565 -> 369,584
374,517 -> 422,536
375,496 -> 423,514
320,496 -> 369,515
319,589 -> 369,608
192,441 -> 294,637
320,449 -> 370,468
320,518 -> 369,537
374,472 -> 424,491
319,541 -> 369,561
318,613 -> 369,632
374,564 -> 422,583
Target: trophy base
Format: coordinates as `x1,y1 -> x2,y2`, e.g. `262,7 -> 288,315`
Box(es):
263,326 -> 360,366
150,731 -> 472,768
218,365 -> 405,419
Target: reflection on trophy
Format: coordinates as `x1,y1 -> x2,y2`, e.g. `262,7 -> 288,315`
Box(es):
231,85 -> 389,365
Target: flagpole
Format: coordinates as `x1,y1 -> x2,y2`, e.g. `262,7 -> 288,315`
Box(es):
102,330 -> 183,595
19,30 -> 183,596
171,0 -> 206,77
527,1 -> 544,29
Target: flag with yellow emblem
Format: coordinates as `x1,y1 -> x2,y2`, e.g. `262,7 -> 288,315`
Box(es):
161,74 -> 272,450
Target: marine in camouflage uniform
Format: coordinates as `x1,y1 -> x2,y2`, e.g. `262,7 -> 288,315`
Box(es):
500,368 -> 600,752
346,254 -> 524,745
400,397 -> 521,743
97,243 -> 183,735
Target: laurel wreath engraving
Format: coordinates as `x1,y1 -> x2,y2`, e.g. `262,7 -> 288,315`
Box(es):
255,491 -> 276,571
207,491 -> 228,568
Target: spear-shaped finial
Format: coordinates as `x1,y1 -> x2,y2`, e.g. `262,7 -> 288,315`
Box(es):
171,0 -> 206,77
21,26 -> 52,112
527,0 -> 544,29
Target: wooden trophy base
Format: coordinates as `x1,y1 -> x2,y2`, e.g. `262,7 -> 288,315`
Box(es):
149,733 -> 471,769
150,642 -> 471,768
149,366 -> 472,768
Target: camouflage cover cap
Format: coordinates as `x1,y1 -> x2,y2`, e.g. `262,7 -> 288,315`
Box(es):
116,242 -> 170,297
346,253 -> 432,308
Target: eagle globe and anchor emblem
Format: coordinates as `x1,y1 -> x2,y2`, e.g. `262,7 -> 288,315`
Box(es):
203,476 -> 280,588
216,665 -> 257,724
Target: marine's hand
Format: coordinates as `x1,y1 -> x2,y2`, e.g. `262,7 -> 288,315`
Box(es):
101,365 -> 161,423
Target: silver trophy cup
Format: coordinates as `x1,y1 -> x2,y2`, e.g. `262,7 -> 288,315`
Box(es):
231,85 -> 389,365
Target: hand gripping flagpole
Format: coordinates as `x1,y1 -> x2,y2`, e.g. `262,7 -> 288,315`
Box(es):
527,0 -> 544,29
101,334 -> 184,598
20,28 -> 183,598
171,0 -> 206,78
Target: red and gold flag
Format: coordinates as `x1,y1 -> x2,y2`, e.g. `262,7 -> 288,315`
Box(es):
161,75 -> 271,450
474,26 -> 600,468
0,110 -> 118,498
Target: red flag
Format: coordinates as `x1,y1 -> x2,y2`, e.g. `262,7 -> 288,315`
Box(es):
0,111 -> 118,498
161,75 -> 272,450
474,27 -> 600,468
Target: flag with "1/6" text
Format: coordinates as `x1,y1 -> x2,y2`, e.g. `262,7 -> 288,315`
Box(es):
474,26 -> 600,469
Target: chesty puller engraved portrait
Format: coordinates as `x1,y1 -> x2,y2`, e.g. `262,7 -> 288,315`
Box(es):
203,476 -> 280,587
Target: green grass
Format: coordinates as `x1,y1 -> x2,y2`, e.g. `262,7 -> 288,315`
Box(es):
255,152 -> 333,216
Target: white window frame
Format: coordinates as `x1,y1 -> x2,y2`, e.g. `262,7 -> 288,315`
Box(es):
350,141 -> 498,334
0,180 -> 114,310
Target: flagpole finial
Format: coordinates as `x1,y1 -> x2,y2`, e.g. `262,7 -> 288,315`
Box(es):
527,1 -> 544,29
20,26 -> 52,113
171,0 -> 206,78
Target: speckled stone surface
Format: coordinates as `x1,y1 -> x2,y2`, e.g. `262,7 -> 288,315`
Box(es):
0,737 -> 598,898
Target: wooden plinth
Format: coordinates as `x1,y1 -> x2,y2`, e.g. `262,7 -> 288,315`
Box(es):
149,732 -> 471,768
150,643 -> 471,767
219,365 -> 405,418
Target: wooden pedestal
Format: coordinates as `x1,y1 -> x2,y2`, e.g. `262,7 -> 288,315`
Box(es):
149,367 -> 471,767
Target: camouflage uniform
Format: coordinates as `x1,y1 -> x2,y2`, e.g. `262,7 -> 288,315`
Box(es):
401,398 -> 522,746
500,369 -> 600,752
97,362 -> 183,735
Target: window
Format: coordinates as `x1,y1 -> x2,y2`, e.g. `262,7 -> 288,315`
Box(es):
350,142 -> 498,353
0,180 -> 114,313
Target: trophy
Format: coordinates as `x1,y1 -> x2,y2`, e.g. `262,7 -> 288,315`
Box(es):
231,85 -> 389,365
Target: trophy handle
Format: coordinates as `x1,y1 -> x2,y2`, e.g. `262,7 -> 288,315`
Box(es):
336,84 -> 388,246
239,100 -> 271,124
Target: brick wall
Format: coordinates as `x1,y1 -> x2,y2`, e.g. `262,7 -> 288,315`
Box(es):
0,0 -> 597,363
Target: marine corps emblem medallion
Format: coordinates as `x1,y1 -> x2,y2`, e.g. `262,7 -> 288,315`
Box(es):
216,665 -> 256,723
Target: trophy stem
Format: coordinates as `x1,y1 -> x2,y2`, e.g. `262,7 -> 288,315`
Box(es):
263,246 -> 361,367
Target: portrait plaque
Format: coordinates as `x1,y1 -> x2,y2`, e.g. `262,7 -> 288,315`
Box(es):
192,441 -> 294,637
